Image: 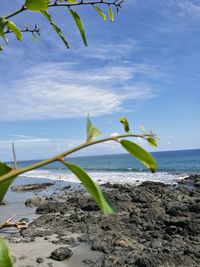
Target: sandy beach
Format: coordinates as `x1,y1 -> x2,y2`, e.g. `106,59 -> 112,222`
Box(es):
1,174 -> 200,267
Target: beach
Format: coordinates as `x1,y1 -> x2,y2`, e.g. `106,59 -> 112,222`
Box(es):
1,173 -> 200,267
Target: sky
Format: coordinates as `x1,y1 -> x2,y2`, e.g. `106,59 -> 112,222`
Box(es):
0,0 -> 200,161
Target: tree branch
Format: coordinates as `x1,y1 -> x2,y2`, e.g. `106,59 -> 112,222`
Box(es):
5,5 -> 26,20
0,215 -> 28,231
4,0 -> 123,20
4,24 -> 40,36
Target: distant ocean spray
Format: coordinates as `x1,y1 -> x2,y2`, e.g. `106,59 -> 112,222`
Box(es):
15,149 -> 200,185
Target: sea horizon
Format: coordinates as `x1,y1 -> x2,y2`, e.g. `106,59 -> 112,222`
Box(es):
6,147 -> 200,165
5,148 -> 199,187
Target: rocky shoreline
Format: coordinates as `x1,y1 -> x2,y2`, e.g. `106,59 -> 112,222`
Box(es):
3,174 -> 200,267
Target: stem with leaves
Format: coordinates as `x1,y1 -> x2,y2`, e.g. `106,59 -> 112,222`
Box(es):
0,116 -> 158,214
0,0 -> 124,50
0,134 -> 152,182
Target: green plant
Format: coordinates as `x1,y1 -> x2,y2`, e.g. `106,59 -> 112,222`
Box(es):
0,116 -> 157,210
0,238 -> 12,267
0,117 -> 157,266
0,0 -> 124,51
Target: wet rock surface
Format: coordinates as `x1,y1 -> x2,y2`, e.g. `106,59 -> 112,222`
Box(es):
11,183 -> 55,192
50,247 -> 73,261
7,174 -> 200,267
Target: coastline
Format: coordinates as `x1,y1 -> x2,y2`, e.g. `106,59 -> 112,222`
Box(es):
1,174 -> 200,266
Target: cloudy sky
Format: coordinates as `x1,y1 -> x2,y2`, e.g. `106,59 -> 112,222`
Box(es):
0,0 -> 199,161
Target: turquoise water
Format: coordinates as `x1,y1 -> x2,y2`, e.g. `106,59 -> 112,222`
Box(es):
10,149 -> 200,185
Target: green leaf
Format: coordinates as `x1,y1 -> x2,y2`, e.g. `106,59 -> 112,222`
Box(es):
69,9 -> 87,47
25,0 -> 50,11
147,137 -> 157,147
0,238 -> 13,267
0,17 -> 8,44
0,162 -> 17,204
120,117 -> 130,133
0,44 -> 3,51
108,5 -> 114,22
41,11 -> 70,48
120,140 -> 157,173
7,21 -> 22,40
62,161 -> 116,214
67,0 -> 77,3
93,6 -> 107,20
32,33 -> 37,41
87,115 -> 101,142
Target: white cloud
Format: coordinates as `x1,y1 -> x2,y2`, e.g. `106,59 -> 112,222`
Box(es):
75,40 -> 139,61
0,62 -> 159,121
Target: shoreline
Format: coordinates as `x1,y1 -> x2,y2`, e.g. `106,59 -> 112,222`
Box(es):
1,174 -> 200,266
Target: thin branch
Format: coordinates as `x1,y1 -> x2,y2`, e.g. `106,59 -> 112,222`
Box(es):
48,0 -> 123,8
5,5 -> 26,20
4,24 -> 41,36
0,215 -> 28,230
4,0 -> 122,20
0,133 -> 153,183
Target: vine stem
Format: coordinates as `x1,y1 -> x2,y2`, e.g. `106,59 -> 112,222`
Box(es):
0,133 -> 151,183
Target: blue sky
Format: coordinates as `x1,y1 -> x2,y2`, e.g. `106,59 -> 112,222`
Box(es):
0,0 -> 200,161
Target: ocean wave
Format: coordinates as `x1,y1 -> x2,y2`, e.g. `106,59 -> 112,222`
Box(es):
20,169 -> 188,185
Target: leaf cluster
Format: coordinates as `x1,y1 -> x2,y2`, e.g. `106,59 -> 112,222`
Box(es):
0,0 -> 124,50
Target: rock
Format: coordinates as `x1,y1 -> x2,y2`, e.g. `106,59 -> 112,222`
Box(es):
80,200 -> 99,211
63,185 -> 71,190
139,181 -> 166,188
19,255 -> 26,260
13,180 -> 200,267
11,255 -> 17,263
188,203 -> 200,213
25,197 -> 44,207
36,257 -> 44,263
114,236 -> 144,250
36,201 -> 61,214
163,234 -> 173,242
145,202 -> 165,219
82,258 -> 94,264
91,241 -> 110,254
150,239 -> 162,248
19,218 -> 29,223
186,221 -> 200,236
178,174 -> 200,187
11,183 -> 54,192
194,180 -> 200,187
135,256 -> 153,267
50,247 -> 73,261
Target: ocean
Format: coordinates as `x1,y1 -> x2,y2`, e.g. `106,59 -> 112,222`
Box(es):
13,149 -> 200,186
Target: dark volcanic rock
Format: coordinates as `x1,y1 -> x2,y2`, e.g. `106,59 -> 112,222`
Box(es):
36,257 -> 44,263
50,247 -> 73,261
11,183 -> 54,192
178,174 -> 200,187
25,197 -> 44,207
7,178 -> 200,267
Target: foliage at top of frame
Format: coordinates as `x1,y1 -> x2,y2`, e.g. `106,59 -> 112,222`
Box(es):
0,0 -> 124,51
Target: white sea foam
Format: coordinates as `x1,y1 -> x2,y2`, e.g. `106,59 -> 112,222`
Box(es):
20,169 -> 188,185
